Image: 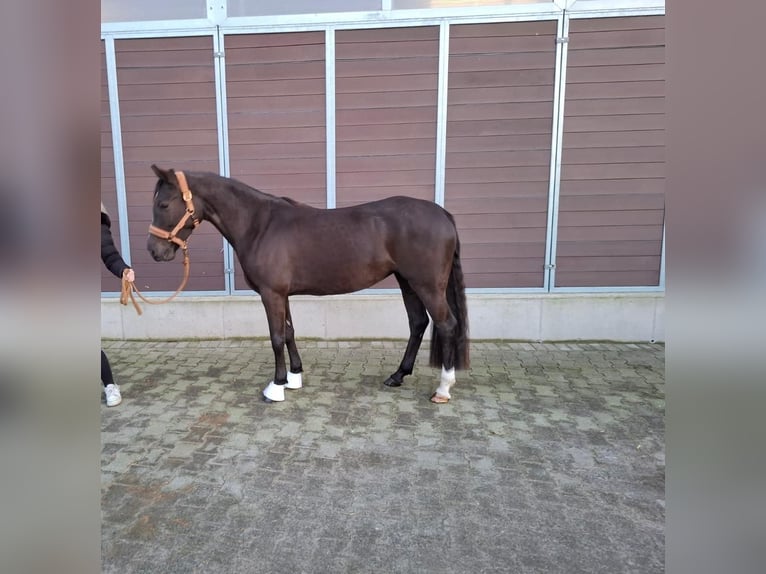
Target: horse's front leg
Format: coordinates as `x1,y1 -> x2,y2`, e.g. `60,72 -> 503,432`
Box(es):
261,290 -> 289,403
284,299 -> 303,390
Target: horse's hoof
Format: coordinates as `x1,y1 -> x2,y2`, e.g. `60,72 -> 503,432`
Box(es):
263,396 -> 274,403
383,376 -> 402,387
430,392 -> 450,404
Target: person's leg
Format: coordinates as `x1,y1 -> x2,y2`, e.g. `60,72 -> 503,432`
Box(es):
101,350 -> 122,406
101,349 -> 114,387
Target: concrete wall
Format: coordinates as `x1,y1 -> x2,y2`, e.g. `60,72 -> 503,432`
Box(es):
102,292 -> 664,342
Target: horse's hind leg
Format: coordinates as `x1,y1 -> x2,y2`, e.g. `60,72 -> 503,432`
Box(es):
284,299 -> 303,390
384,274 -> 430,388
414,288 -> 458,403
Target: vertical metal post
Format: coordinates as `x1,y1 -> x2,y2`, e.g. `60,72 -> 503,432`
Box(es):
325,28 -> 337,209
105,36 -> 132,266
543,11 -> 569,291
434,21 -> 450,207
214,28 -> 235,294
659,221 -> 665,289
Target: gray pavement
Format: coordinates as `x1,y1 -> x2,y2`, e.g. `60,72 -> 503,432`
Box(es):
101,339 -> 665,574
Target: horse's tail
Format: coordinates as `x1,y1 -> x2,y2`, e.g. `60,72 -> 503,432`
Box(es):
430,217 -> 470,370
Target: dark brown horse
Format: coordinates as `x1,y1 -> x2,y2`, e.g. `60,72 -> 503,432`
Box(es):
147,166 -> 469,403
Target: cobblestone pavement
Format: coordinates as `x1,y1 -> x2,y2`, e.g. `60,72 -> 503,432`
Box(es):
101,339 -> 665,574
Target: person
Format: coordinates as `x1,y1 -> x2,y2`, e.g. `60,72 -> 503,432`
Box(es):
101,202 -> 134,407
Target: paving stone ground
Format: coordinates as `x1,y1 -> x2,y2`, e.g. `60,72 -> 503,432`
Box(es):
101,339 -> 665,574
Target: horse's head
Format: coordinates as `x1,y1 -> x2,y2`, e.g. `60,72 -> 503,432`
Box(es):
147,164 -> 200,262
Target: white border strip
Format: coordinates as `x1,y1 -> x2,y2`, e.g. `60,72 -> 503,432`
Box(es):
545,12 -> 570,291
543,13 -> 566,291
434,21 -> 450,207
214,30 -> 236,294
104,36 -> 131,266
325,28 -> 337,209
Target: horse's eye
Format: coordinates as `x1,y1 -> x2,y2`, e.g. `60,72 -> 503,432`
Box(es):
158,202 -> 169,209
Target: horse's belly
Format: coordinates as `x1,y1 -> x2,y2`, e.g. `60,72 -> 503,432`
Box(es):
290,253 -> 393,295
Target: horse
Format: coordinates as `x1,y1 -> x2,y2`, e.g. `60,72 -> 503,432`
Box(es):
146,165 -> 469,404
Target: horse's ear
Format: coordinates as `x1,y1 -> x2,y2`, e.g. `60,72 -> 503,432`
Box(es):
152,164 -> 176,183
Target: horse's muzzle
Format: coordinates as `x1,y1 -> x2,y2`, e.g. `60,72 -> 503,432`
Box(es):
147,236 -> 178,262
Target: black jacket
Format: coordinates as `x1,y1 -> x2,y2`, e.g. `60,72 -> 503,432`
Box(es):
101,204 -> 130,279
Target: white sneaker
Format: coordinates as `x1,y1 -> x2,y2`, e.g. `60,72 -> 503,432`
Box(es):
105,384 -> 122,407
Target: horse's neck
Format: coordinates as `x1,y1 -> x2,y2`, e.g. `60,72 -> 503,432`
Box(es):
194,175 -> 273,247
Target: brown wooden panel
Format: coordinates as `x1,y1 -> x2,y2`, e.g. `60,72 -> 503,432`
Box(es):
450,51 -> 556,72
557,225 -> 663,242
557,210 -> 664,227
116,66 -> 215,85
448,101 -> 554,121
446,20 -> 554,289
117,48 -> 216,68
227,32 -> 324,48
567,63 -> 664,83
336,57 -> 439,78
337,138 -> 436,157
337,40 -> 440,59
450,21 -> 556,38
447,134 -> 552,152
564,114 -> 664,132
336,90 -> 438,109
556,256 -> 660,272
569,16 -> 665,33
450,36 -> 554,54
563,130 -> 665,149
115,36 -> 213,52
445,181 -> 549,199
559,179 -> 664,196
557,16 -> 665,288
226,61 -> 325,81
558,193 -> 665,212
116,35 -> 224,293
568,46 -> 665,67
448,197 -> 549,215
337,106 -> 436,125
446,150 -> 551,168
229,127 -> 326,144
556,240 -> 662,257
450,85 -> 554,104
555,270 -> 660,287
566,81 -> 664,100
225,28 -> 326,288
563,146 -> 665,164
338,27 -> 439,43
337,122 -> 437,141
335,27 -> 438,211
450,68 -> 555,88
447,166 -> 550,183
448,118 -> 553,137
454,213 -> 548,229
561,163 -> 664,180
462,242 -> 545,259
565,97 -> 664,116
567,29 -> 665,50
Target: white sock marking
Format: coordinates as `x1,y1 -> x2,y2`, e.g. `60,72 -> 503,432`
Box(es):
434,366 -> 456,399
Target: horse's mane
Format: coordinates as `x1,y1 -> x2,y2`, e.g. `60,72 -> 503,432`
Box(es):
221,174 -> 305,208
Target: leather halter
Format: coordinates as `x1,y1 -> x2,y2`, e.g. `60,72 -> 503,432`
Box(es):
148,170 -> 200,250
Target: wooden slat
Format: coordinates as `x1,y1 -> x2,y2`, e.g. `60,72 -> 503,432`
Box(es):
115,36 -> 224,293
226,31 -> 326,219
557,16 -> 665,288
335,27 -> 438,209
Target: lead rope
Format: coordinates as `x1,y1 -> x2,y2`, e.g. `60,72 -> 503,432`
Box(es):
119,248 -> 191,316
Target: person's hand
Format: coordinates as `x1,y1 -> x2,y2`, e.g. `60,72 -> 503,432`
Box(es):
123,268 -> 135,283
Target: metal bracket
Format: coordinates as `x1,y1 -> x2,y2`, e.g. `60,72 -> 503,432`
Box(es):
556,37 -> 569,44
214,51 -> 224,58
544,264 -> 556,270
